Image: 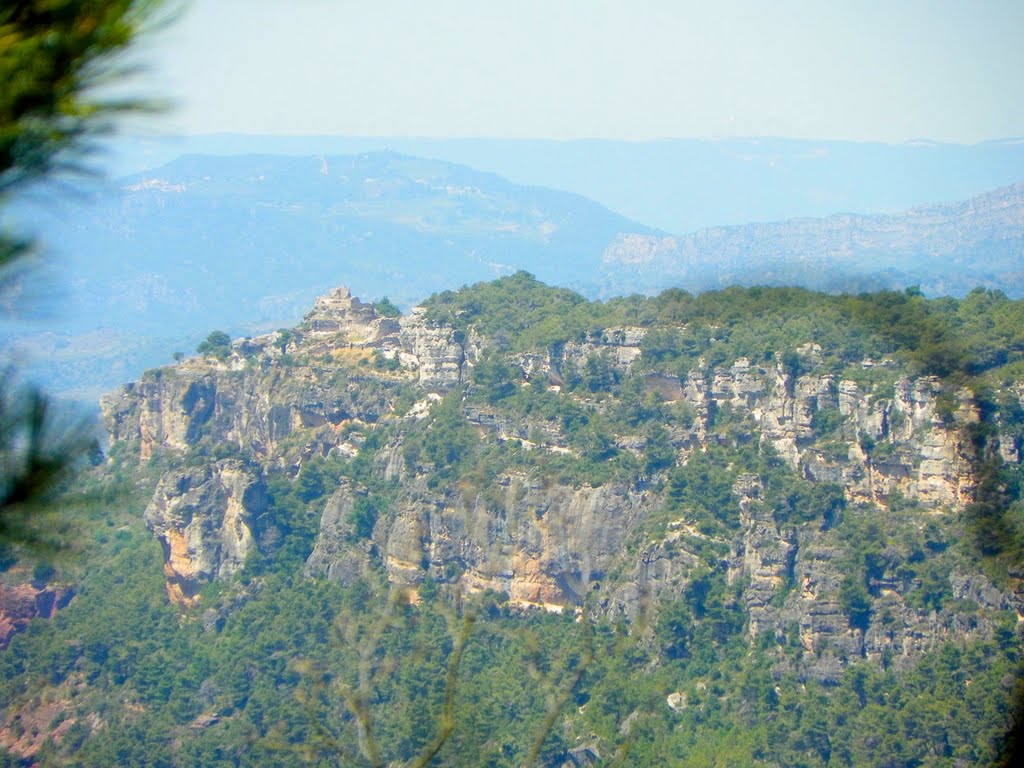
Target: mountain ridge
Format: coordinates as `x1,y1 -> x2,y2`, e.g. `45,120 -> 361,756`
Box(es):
2,276 -> 1022,765
103,134 -> 1024,232
601,182 -> 1024,297
4,151 -> 656,399
4,151 -> 1021,403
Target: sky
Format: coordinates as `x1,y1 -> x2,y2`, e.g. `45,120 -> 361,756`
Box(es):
129,0 -> 1024,144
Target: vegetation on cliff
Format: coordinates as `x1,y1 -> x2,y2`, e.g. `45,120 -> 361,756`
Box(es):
1,277 -> 1023,766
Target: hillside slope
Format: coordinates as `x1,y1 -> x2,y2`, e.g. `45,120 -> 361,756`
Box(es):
5,278 -> 1018,764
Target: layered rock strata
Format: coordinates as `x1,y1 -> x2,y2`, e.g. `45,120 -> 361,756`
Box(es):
144,461 -> 268,605
104,286 -> 1021,679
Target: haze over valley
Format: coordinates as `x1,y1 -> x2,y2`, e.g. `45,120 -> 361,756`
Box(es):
6,138 -> 1023,400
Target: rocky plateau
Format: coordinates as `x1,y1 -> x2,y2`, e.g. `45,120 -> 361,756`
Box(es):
99,285 -> 1024,682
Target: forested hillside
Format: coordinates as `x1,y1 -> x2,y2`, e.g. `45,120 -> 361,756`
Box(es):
2,276 -> 1023,766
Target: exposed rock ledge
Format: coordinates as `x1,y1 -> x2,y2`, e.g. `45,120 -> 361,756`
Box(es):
0,582 -> 75,649
144,461 -> 268,605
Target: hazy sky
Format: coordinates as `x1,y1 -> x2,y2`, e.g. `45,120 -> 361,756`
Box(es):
133,0 -> 1023,143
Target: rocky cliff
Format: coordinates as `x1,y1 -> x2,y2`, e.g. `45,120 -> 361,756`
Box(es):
0,582 -> 74,649
102,283 -> 1024,681
144,461 -> 269,605
602,183 -> 1024,297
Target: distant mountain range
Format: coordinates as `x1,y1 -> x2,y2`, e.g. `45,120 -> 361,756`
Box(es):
4,152 -> 654,398
103,135 -> 1024,233
600,183 -> 1024,296
25,151 -> 653,334
3,146 -> 1022,401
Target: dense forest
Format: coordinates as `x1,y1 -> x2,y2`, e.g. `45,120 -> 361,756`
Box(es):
1,276 -> 1023,766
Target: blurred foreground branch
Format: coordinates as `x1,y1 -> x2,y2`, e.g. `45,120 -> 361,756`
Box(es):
0,370 -> 93,551
0,0 -> 167,548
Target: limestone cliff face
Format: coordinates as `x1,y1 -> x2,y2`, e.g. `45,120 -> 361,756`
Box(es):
298,452 -> 1014,679
101,286 -> 477,462
104,285 -> 1021,676
106,346 -> 978,516
306,475 -> 650,613
144,461 -> 268,605
397,307 -> 477,389
103,371 -> 216,460
663,357 -> 978,512
303,483 -> 374,585
104,364 -> 399,464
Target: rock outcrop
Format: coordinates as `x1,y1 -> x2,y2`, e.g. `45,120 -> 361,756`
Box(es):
306,474 -> 650,613
102,285 -> 1022,678
397,307 -> 475,389
303,285 -> 399,343
103,364 -> 400,463
664,358 -> 977,512
0,583 -> 74,649
144,460 -> 269,605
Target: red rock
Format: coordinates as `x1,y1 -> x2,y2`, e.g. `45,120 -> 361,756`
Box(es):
0,582 -> 74,649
